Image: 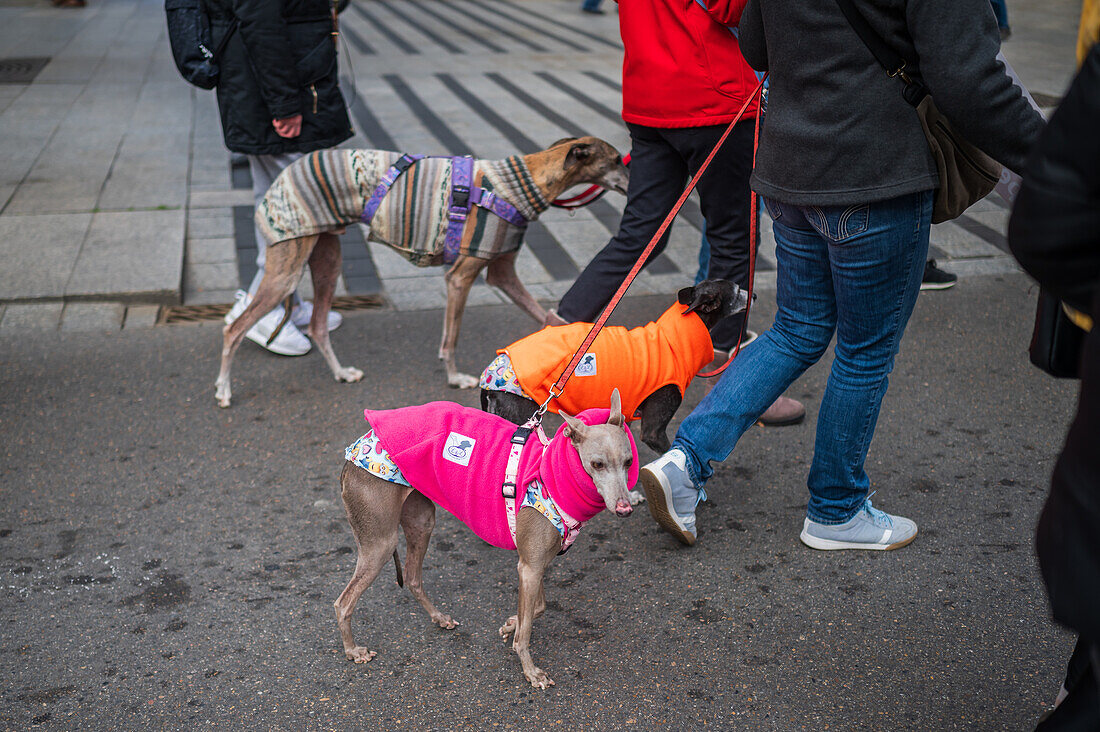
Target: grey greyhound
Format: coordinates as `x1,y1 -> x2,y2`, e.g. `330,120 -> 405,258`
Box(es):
335,390 -> 637,689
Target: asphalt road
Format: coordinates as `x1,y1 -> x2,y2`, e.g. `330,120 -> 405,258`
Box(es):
0,273 -> 1080,730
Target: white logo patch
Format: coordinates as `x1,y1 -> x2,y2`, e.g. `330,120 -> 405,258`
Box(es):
443,432 -> 476,467
575,353 -> 598,377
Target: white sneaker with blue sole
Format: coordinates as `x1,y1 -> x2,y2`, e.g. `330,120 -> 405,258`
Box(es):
799,497 -> 917,551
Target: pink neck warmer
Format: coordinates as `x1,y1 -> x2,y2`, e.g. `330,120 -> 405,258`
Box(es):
534,409 -> 640,525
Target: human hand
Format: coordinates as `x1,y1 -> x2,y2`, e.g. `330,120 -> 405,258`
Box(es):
273,114 -> 303,138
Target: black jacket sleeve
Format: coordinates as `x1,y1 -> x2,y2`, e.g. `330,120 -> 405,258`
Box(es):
232,0 -> 301,120
1008,44 -> 1100,316
738,0 -> 767,72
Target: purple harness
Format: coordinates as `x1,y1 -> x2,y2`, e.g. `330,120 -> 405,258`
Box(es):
360,154 -> 529,264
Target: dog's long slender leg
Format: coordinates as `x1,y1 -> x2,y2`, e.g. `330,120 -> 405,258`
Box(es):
307,232 -> 363,384
638,385 -> 682,454
509,508 -> 562,689
440,255 -> 488,389
335,463 -> 410,663
214,237 -> 315,408
499,577 -> 546,639
485,252 -> 548,323
399,491 -> 458,629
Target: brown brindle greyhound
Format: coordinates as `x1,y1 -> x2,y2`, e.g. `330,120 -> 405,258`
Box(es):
214,137 -> 628,408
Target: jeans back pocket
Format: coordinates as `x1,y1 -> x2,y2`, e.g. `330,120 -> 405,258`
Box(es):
805,203 -> 869,243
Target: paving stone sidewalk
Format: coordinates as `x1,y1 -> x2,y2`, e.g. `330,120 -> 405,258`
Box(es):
0,0 -> 1081,332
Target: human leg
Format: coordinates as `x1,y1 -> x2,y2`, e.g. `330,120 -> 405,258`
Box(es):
803,191 -> 931,525
672,199 -> 838,487
248,153 -> 304,302
556,124 -> 685,323
679,121 -> 755,350
230,152 -> 340,352
641,199 -> 837,542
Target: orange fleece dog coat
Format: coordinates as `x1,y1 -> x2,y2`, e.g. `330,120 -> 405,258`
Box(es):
500,303 -> 714,421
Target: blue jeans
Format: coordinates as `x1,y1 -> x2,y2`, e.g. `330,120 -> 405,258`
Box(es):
989,0 -> 1009,28
672,190 -> 933,524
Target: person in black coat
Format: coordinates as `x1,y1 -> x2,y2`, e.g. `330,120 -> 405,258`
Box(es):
206,0 -> 354,355
1008,43 -> 1100,730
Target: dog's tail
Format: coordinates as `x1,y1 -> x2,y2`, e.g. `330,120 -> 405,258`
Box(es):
392,549 -> 404,588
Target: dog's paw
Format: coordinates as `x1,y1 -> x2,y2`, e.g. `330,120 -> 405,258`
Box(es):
525,667 -> 555,689
345,647 -> 377,664
432,613 -> 459,629
335,366 -> 364,383
628,489 -> 646,506
215,381 -> 232,408
448,372 -> 479,390
499,615 -> 518,639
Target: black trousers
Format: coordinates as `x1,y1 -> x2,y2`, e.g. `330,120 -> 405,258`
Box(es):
1034,290 -> 1100,730
557,120 -> 755,351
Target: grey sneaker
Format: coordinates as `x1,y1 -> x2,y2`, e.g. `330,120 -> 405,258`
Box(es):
640,449 -> 703,546
799,498 -> 917,551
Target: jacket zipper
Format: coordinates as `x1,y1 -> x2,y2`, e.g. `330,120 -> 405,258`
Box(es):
310,84 -> 318,114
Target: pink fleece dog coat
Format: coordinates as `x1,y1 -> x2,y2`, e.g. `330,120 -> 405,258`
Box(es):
363,402 -> 639,550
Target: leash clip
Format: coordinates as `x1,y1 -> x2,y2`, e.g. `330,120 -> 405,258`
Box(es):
534,387 -> 560,420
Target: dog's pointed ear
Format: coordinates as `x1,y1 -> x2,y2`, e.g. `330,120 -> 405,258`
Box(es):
679,285 -> 716,314
561,411 -> 586,440
607,388 -> 625,427
550,137 -> 577,149
564,141 -> 595,170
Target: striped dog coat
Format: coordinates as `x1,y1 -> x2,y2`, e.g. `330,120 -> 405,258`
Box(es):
256,150 -> 550,266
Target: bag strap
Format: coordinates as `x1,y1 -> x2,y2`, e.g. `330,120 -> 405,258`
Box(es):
832,0 -> 927,105
209,18 -> 239,62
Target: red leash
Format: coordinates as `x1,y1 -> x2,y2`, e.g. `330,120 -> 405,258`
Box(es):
542,75 -> 767,410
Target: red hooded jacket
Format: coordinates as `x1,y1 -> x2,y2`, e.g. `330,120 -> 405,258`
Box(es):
620,0 -> 760,128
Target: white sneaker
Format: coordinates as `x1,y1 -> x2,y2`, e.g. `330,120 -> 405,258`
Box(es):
291,300 -> 342,331
224,290 -> 311,356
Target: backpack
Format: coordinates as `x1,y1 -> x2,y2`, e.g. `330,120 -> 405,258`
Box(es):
165,0 -> 238,90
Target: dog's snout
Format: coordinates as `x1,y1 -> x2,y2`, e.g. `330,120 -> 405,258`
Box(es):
614,500 -> 633,517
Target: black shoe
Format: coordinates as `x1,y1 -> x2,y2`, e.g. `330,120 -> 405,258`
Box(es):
921,259 -> 958,290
